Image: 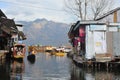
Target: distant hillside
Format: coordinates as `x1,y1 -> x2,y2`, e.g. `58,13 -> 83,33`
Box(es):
17,18 -> 70,46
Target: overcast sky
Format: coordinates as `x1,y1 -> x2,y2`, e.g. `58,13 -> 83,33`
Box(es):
0,0 -> 120,24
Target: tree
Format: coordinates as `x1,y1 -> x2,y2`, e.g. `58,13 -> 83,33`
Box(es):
64,0 -> 114,20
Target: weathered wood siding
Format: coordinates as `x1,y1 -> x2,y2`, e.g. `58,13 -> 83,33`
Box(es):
106,27 -> 120,56
106,32 -> 113,55
117,10 -> 120,22
113,32 -> 120,56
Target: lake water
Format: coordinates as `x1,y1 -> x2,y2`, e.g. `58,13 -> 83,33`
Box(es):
0,52 -> 120,80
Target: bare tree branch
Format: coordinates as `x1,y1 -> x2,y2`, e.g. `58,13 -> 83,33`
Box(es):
64,0 -> 114,20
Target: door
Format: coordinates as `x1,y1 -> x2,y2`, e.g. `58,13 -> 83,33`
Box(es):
93,31 -> 107,54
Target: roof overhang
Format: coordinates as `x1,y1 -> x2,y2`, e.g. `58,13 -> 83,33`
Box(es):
73,20 -> 105,31
0,18 -> 18,35
0,9 -> 7,18
107,23 -> 120,26
18,31 -> 27,40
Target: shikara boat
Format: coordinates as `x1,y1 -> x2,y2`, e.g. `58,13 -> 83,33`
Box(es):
27,54 -> 35,60
54,50 -> 66,56
27,50 -> 36,63
12,44 -> 26,60
55,52 -> 66,56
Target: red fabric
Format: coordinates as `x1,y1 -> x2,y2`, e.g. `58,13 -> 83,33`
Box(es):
79,38 -> 85,43
74,39 -> 78,46
79,27 -> 85,37
79,27 -> 85,43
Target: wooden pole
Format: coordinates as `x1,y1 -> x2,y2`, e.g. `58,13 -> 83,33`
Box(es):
114,11 -> 117,23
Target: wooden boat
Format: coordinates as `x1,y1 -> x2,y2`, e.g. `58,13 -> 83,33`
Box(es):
27,54 -> 36,63
45,46 -> 53,53
54,50 -> 66,56
27,50 -> 36,63
12,44 -> 26,60
27,54 -> 35,60
55,52 -> 65,56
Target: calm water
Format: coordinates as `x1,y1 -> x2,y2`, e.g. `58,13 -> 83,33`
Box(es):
0,53 -> 120,80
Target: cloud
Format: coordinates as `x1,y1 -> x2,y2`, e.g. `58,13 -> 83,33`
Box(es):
1,0 -> 120,24
0,0 -> 74,23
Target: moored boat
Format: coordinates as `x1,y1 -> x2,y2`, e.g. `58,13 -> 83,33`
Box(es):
27,54 -> 36,64
27,54 -> 36,62
12,44 -> 26,60
27,50 -> 36,63
45,46 -> 54,53
54,50 -> 66,56
55,52 -> 66,56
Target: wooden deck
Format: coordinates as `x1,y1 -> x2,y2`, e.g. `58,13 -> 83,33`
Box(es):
72,55 -> 120,70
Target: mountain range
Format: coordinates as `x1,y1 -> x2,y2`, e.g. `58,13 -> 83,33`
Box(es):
17,18 -> 70,46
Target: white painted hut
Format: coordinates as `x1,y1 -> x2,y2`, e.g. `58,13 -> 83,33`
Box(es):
68,7 -> 120,62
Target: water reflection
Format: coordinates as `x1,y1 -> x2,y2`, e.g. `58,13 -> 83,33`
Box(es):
0,60 -> 10,80
70,63 -> 120,80
0,59 -> 25,80
70,64 -> 86,80
1,53 -> 120,80
10,60 -> 25,80
23,53 -> 71,80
